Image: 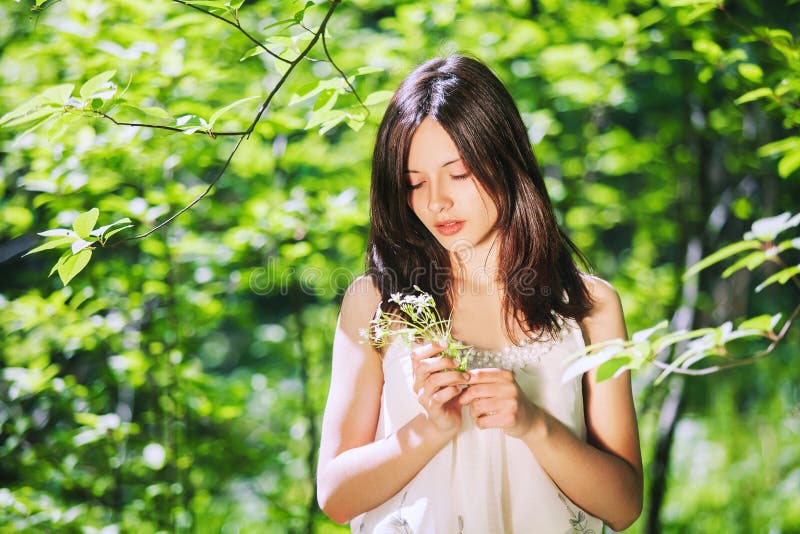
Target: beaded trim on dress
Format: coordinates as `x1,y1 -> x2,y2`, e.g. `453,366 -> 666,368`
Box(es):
457,316 -> 573,372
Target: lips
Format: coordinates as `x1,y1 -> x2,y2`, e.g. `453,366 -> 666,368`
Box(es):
434,219 -> 464,236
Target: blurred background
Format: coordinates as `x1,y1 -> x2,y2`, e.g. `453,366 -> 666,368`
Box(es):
1,0 -> 798,532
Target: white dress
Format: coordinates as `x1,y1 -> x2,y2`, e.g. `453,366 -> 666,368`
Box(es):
350,317 -> 605,534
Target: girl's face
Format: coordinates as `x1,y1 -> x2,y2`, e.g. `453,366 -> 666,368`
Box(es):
405,117 -> 499,255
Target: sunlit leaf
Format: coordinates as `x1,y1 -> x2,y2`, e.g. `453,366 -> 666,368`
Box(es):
737,63 -> 763,83
632,320 -> 669,343
207,95 -> 260,129
738,314 -> 782,332
734,87 -> 774,105
79,70 -> 116,99
596,357 -> 631,382
683,240 -> 762,280
57,248 -> 93,286
72,208 -> 99,239
562,345 -> 625,383
363,90 -> 393,106
778,149 -> 800,178
23,236 -> 73,257
755,264 -> 800,292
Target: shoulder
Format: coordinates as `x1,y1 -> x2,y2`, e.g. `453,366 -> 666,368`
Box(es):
339,274 -> 383,331
580,273 -> 620,307
578,273 -> 627,344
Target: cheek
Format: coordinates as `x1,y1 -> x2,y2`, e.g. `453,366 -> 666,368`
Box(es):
407,193 -> 426,221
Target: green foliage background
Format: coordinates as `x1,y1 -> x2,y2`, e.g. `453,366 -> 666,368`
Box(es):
1,0 -> 799,532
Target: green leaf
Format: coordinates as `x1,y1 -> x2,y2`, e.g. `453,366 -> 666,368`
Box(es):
737,63 -> 763,83
778,148 -> 800,178
240,45 -> 268,61
91,217 -> 132,237
312,89 -> 338,112
289,78 -> 342,106
121,104 -> 171,119
653,328 -> 716,353
23,236 -> 73,257
207,95 -> 260,129
364,90 -> 394,106
1,106 -> 60,128
273,56 -> 290,76
664,0 -> 717,5
734,87 -> 773,105
79,70 -> 116,99
262,17 -> 296,32
39,84 -> 75,106
777,237 -> 800,252
102,224 -> 133,242
49,250 -> 71,277
184,0 -> 230,8
631,320 -> 669,343
352,66 -> 384,77
738,314 -> 780,332
682,240 -> 762,280
721,250 -> 767,278
306,108 -> 344,130
755,264 -> 800,292
596,357 -> 630,382
683,4 -> 717,23
57,249 -> 92,286
758,136 -> 800,158
72,208 -> 100,239
561,345 -> 623,383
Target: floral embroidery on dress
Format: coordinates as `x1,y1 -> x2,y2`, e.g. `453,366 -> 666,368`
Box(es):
558,493 -> 596,534
387,491 -> 413,533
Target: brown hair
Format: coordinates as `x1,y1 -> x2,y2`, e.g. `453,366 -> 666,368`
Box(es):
367,54 -> 594,342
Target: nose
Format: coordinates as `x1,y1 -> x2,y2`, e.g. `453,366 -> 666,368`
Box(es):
427,179 -> 453,213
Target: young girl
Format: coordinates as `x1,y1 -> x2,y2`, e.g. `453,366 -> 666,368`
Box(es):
317,55 -> 643,533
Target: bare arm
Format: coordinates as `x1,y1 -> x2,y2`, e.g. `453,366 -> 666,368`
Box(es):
316,276 -> 467,524
459,276 -> 643,530
522,276 -> 643,530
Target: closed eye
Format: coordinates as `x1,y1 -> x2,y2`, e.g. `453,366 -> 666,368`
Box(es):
407,181 -> 424,191
451,173 -> 470,180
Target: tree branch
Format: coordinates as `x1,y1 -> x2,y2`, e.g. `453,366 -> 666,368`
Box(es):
651,301 -> 800,376
111,0 -> 343,244
171,0 -> 291,64
320,20 -> 368,114
89,110 -> 248,137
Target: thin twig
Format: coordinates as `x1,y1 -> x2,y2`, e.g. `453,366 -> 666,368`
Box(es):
89,110 -> 248,137
112,0 -> 343,243
652,302 -> 800,376
244,0 -> 341,136
320,19 -> 368,114
171,0 -> 290,64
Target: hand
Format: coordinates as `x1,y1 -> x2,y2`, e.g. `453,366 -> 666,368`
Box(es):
411,342 -> 470,436
458,368 -> 540,438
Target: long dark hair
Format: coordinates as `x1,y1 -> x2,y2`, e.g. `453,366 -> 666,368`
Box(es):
367,54 -> 595,342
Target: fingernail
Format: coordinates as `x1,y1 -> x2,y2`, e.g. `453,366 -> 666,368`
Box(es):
462,373 -> 470,382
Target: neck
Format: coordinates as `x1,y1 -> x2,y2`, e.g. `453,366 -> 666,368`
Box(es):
449,233 -> 501,294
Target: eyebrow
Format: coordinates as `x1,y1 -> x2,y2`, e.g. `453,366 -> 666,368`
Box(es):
404,158 -> 461,174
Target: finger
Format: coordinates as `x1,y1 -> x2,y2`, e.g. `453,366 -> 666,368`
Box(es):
425,370 -> 470,392
411,342 -> 447,364
467,398 -> 496,420
429,385 -> 464,406
419,370 -> 469,406
474,410 -> 509,430
458,382 -> 515,405
413,355 -> 459,393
